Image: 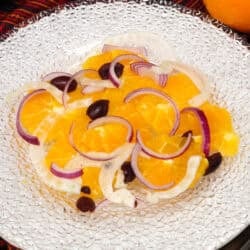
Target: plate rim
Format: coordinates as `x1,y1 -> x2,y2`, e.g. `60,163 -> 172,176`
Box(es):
0,0 -> 249,48
0,1 -> 249,249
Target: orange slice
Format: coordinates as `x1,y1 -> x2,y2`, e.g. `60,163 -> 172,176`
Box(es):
202,103 -> 239,156
164,73 -> 200,109
137,132 -> 208,188
20,90 -> 60,134
43,107 -> 104,198
44,107 -> 88,167
177,102 -> 239,156
81,167 -> 103,199
146,155 -> 203,203
75,122 -> 128,153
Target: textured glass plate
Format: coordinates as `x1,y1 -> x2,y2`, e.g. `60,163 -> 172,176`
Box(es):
0,1 -> 249,249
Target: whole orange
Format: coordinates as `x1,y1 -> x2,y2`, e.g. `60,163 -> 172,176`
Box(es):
203,0 -> 250,33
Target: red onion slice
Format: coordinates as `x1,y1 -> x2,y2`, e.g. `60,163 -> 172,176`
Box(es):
29,145 -> 82,193
146,155 -> 202,203
109,54 -> 145,87
42,72 -> 72,82
87,115 -> 133,142
181,107 -> 210,156
102,44 -> 147,56
69,69 -> 98,83
131,144 -> 174,190
68,123 -> 114,161
158,74 -> 168,88
160,61 -> 210,106
16,89 -> 46,145
124,88 -> 180,135
50,163 -> 83,179
136,130 -> 192,160
62,69 -> 98,107
130,61 -> 154,74
130,61 -> 168,87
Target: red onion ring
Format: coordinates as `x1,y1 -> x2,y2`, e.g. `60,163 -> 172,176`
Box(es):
136,130 -> 192,160
109,54 -> 145,87
160,60 -> 210,106
68,123 -> 114,161
69,69 -> 98,83
130,62 -> 168,88
41,72 -> 72,82
50,163 -> 83,179
131,144 -> 174,190
181,107 -> 210,156
87,115 -> 133,142
124,88 -> 180,135
102,44 -> 147,56
130,61 -> 154,74
16,89 -> 46,145
158,74 -> 168,88
146,155 -> 201,203
62,69 -> 97,108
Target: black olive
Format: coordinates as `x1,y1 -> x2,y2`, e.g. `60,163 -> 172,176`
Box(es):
76,196 -> 95,212
204,152 -> 223,175
50,76 -> 77,92
121,161 -> 136,183
86,99 -> 109,120
98,62 -> 124,80
134,200 -> 138,208
181,130 -> 193,137
81,186 -> 91,194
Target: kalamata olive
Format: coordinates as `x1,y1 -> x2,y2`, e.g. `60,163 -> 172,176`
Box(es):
121,161 -> 136,183
86,99 -> 109,120
50,76 -> 77,92
182,130 -> 193,137
134,200 -> 138,208
81,186 -> 91,194
76,196 -> 95,212
98,62 -> 124,80
204,152 -> 223,175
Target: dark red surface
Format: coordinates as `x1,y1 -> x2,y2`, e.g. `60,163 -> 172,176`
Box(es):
0,0 -> 205,36
0,1 -> 248,249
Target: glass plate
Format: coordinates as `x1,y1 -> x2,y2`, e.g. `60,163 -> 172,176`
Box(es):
0,1 -> 249,249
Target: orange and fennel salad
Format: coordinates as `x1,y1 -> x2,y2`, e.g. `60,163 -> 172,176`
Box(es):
16,36 -> 239,212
